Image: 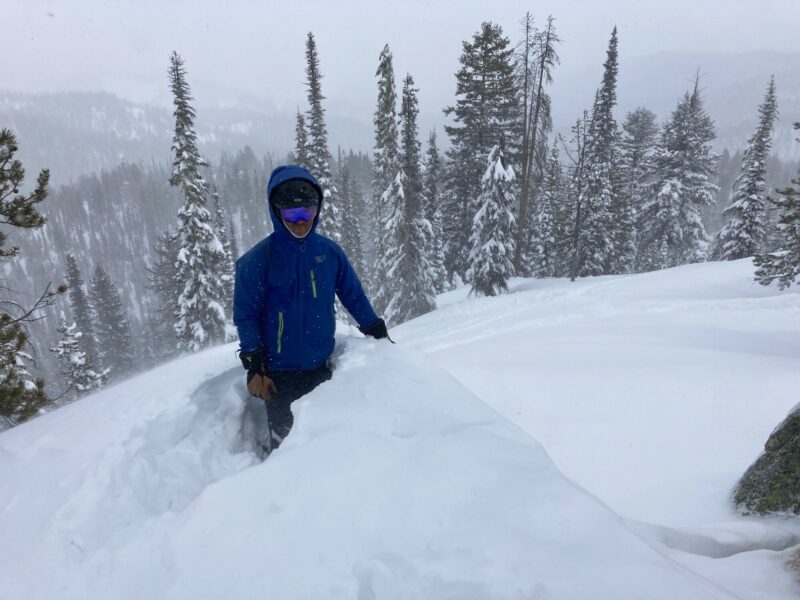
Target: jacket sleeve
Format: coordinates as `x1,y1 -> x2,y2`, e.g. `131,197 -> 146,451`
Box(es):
334,245 -> 379,328
233,254 -> 266,353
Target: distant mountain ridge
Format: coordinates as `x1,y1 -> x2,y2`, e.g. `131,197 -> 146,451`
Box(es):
0,91 -> 373,186
1,51 -> 798,185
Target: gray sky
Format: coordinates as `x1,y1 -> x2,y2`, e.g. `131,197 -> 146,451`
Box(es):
5,0 -> 799,125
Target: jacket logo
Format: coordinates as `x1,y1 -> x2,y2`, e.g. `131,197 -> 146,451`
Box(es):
314,255 -> 326,263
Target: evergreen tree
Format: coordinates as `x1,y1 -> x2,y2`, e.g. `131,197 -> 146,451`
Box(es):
715,76 -> 779,260
423,130 -> 448,292
637,77 -> 718,270
754,122 -> 800,289
606,140 -> 637,274
304,33 -> 341,243
620,107 -> 659,266
337,165 -> 366,279
370,44 -> 400,306
468,146 -> 517,296
293,109 -> 309,169
383,75 -> 436,326
65,253 -> 99,362
50,312 -> 107,399
564,112 -> 592,280
515,15 -> 560,273
443,22 -> 519,280
0,128 -> 64,427
146,229 -> 180,360
228,218 -> 241,263
572,27 -> 620,278
168,51 -> 229,352
530,141 -> 562,277
212,188 -> 235,313
373,173 -> 403,317
89,265 -> 137,380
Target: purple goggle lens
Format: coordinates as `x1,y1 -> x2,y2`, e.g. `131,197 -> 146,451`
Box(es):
280,205 -> 317,223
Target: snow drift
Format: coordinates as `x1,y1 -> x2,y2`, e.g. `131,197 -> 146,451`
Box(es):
0,336 -> 729,599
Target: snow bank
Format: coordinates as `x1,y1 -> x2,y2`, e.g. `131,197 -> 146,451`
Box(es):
0,339 -> 728,599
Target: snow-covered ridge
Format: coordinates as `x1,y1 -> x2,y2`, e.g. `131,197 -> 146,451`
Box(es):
1,337 -> 730,599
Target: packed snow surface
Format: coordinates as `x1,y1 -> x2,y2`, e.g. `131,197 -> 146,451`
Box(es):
1,258 -> 798,599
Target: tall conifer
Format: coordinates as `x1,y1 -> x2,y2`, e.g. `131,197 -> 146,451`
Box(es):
754,122 -> 800,289
370,44 -> 400,305
637,77 -> 718,269
383,75 -> 436,325
716,77 -> 779,260
468,146 -> 517,296
443,22 -> 518,280
65,253 -> 99,362
423,130 -> 448,292
168,51 -> 229,352
294,109 -> 309,169
89,265 -> 137,380
515,15 -> 560,273
572,27 -> 620,278
304,33 -> 341,243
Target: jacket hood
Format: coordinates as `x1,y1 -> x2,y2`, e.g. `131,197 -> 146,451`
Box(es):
266,165 -> 324,241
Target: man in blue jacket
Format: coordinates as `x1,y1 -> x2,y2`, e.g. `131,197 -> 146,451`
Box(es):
234,165 -> 389,454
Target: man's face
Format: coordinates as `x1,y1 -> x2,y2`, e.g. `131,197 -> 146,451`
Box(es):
283,206 -> 317,238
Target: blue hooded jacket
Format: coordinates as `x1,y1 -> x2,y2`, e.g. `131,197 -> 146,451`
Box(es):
233,165 -> 379,371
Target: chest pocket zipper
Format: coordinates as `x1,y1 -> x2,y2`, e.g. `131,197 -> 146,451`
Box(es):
277,311 -> 284,353
310,269 -> 317,298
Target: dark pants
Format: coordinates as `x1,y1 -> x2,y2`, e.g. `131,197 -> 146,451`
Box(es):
263,365 -> 332,450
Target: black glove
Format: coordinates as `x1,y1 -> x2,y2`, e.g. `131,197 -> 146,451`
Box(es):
359,318 -> 393,343
239,347 -> 267,383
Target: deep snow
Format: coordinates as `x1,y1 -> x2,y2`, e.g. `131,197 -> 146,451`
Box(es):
0,258 -> 798,599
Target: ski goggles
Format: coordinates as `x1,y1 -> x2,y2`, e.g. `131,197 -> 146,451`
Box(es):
279,204 -> 317,223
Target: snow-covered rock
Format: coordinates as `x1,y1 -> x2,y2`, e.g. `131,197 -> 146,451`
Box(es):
735,404 -> 800,515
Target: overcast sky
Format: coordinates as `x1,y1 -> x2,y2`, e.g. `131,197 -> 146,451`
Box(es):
5,0 -> 799,124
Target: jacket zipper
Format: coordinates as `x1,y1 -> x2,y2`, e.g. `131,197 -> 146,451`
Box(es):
310,269 -> 317,298
277,311 -> 284,354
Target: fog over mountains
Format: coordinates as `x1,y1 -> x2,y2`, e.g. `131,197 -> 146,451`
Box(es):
3,50 -> 798,187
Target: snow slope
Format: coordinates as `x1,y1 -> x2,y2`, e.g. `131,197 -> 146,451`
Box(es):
0,258 -> 798,598
397,258 -> 800,598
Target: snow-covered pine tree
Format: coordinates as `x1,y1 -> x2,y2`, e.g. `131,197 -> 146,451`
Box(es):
754,122 -> 800,289
620,107 -> 659,267
228,218 -> 241,263
50,312 -> 107,399
146,229 -> 180,361
572,27 -> 620,278
0,128 -> 63,427
637,76 -> 718,270
422,129 -> 448,292
443,21 -> 519,281
530,141 -> 562,277
515,14 -> 560,273
370,44 -> 400,307
89,264 -> 137,380
564,112 -> 592,280
168,51 -> 229,352
715,76 -> 779,261
293,109 -> 310,169
304,33 -> 341,243
606,138 -> 636,274
382,75 -> 436,326
468,146 -> 517,296
336,164 -> 366,279
212,188 -> 235,314
65,253 -> 99,362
